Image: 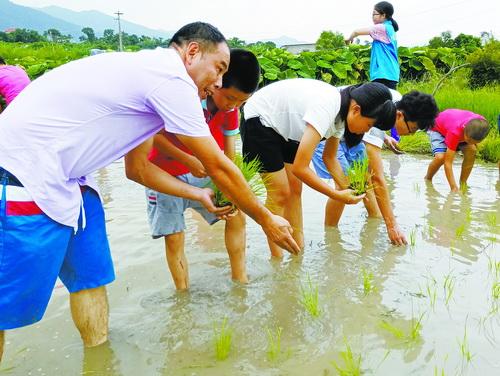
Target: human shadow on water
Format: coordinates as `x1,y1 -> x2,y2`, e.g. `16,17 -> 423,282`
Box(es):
423,181 -> 485,263
322,222 -> 425,365
82,341 -> 121,376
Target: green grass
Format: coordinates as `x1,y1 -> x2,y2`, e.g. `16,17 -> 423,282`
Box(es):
213,318 -> 232,361
331,340 -> 362,376
299,274 -> 321,318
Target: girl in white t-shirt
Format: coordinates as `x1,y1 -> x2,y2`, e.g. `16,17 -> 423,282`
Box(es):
241,79 -> 395,257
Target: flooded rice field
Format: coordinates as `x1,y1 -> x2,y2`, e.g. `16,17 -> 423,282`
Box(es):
1,153 -> 499,375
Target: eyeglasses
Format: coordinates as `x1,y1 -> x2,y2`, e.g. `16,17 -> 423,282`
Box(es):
372,12 -> 381,16
403,114 -> 412,133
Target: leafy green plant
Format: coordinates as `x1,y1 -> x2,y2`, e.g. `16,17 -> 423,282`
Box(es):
213,318 -> 232,361
361,267 -> 376,296
299,274 -> 321,318
331,340 -> 362,376
346,157 -> 372,195
266,326 -> 283,362
210,154 -> 268,207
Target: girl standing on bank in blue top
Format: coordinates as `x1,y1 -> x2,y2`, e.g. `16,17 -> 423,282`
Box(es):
346,1 -> 400,90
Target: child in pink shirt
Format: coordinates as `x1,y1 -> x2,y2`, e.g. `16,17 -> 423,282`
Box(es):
425,109 -> 490,192
0,56 -> 31,110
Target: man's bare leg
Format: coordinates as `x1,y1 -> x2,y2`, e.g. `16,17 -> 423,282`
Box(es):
70,286 -> 109,347
0,330 -> 4,362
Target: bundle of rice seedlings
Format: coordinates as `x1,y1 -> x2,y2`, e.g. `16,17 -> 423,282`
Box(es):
346,157 -> 373,196
210,154 -> 268,207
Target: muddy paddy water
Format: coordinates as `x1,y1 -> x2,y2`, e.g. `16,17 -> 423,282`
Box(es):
1,153 -> 499,375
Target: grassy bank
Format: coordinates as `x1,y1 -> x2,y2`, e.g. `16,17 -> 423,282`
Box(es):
398,76 -> 500,163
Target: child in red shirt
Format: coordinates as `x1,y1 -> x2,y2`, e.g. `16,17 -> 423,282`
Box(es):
146,49 -> 260,290
425,109 -> 490,192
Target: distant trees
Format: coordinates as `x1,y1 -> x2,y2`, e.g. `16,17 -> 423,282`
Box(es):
428,31 -> 481,51
227,37 -> 246,48
80,27 -> 97,42
0,28 -> 45,43
315,31 -> 345,50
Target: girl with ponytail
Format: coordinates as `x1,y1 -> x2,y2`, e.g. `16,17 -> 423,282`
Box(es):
240,78 -> 395,257
346,1 -> 400,90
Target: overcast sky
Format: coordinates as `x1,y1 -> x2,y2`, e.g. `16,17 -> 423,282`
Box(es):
12,0 -> 499,46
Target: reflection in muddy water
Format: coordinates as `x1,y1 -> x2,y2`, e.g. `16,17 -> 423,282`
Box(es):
2,154 -> 499,375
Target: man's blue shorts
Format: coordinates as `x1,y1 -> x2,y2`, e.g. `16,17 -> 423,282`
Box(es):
0,169 -> 115,330
312,140 -> 367,178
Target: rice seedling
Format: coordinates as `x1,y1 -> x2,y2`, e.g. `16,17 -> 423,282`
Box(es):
464,208 -> 472,223
266,326 -> 283,362
331,339 -> 362,376
492,282 -> 500,300
486,213 -> 497,228
213,317 -> 232,361
210,154 -> 268,207
459,181 -> 468,194
426,278 -> 438,311
487,256 -> 500,279
443,274 -> 456,306
457,325 -> 474,363
427,222 -> 434,238
346,157 -> 373,195
455,223 -> 466,240
299,274 -> 321,318
409,227 -> 417,248
361,267 -> 376,296
434,366 -> 446,376
379,313 -> 424,345
408,313 -> 425,342
413,182 -> 421,196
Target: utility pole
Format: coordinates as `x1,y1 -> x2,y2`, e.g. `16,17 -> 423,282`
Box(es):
114,10 -> 124,51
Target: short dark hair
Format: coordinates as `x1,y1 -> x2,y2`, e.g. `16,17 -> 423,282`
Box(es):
465,118 -> 490,141
222,49 -> 260,94
374,1 -> 399,31
340,82 -> 396,147
0,56 -> 5,65
168,22 -> 226,53
396,91 -> 439,131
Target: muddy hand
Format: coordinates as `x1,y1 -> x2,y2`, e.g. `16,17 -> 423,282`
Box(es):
262,214 -> 300,255
197,187 -> 234,218
387,225 -> 407,246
